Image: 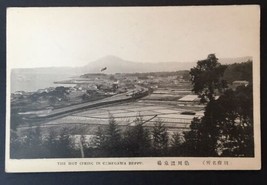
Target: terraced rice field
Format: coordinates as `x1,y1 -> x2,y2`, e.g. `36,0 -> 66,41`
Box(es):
18,87 -> 204,136
38,99 -> 204,134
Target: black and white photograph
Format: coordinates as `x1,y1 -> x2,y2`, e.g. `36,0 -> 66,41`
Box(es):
5,5 -> 260,172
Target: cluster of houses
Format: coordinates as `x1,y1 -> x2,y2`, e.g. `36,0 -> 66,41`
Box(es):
12,69 -> 250,111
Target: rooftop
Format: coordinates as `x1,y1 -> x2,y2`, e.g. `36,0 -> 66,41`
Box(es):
179,95 -> 199,102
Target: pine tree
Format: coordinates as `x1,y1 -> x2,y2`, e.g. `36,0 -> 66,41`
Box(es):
170,132 -> 185,156
123,114 -> 151,156
104,113 -> 122,156
93,126 -> 107,151
56,127 -> 73,158
10,130 -> 23,159
15,125 -> 47,158
43,128 -> 58,158
152,119 -> 169,156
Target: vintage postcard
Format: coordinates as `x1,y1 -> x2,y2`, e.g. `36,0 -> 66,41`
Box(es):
6,5 -> 261,172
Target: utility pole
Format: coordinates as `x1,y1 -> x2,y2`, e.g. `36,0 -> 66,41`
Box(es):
79,136 -> 85,158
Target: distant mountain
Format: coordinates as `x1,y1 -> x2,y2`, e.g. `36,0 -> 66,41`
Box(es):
81,55 -> 194,73
81,55 -> 253,74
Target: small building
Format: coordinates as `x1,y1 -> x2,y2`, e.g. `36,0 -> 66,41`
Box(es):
178,95 -> 202,107
178,95 -> 200,102
13,91 -> 25,95
37,89 -> 47,93
112,81 -> 119,91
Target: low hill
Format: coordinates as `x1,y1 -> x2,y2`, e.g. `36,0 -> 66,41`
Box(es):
223,61 -> 253,84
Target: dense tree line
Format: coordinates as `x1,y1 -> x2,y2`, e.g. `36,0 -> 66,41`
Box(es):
11,110 -> 252,159
223,61 -> 252,84
10,126 -> 80,159
10,115 -> 186,159
184,54 -> 254,157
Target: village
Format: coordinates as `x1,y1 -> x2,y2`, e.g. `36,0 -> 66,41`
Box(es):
11,70 -> 249,128
11,71 -> 190,112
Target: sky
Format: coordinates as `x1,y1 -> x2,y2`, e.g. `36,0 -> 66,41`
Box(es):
7,6 -> 260,68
